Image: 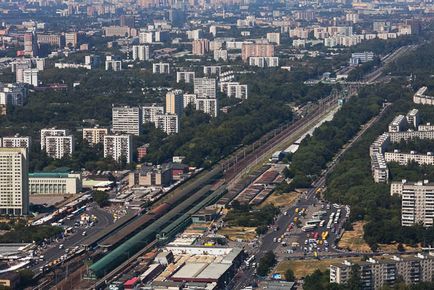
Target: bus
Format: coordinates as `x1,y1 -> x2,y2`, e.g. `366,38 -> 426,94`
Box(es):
302,225 -> 316,232
322,231 -> 329,240
319,220 -> 326,227
306,219 -> 321,226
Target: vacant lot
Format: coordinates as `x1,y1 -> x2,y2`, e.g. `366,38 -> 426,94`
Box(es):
218,226 -> 257,241
260,191 -> 301,208
338,221 -> 371,252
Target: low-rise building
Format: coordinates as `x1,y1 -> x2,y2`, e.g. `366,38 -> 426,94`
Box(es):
29,172 -> 82,195
129,164 -> 172,187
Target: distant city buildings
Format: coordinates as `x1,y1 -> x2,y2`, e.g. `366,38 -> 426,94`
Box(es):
29,172 -> 82,195
192,39 -> 210,56
153,62 -> 170,74
176,71 -> 195,83
249,56 -> 279,67
132,45 -> 150,61
165,90 -> 184,116
350,51 -> 374,65
241,43 -> 274,61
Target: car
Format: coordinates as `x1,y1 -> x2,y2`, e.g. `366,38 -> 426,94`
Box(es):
59,244 -> 64,249
82,231 -> 87,236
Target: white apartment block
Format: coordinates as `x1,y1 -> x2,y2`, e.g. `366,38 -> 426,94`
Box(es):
249,57 -> 279,67
369,133 -> 390,157
82,127 -> 108,145
29,172 -> 82,195
40,128 -> 68,150
45,135 -> 74,159
203,66 -> 221,76
0,136 -> 31,149
183,94 -> 197,108
105,56 -> 122,71
153,62 -> 170,74
0,83 -> 27,106
220,82 -> 248,99
112,106 -> 142,136
155,113 -> 179,135
413,87 -> 434,105
389,131 -> 434,142
194,77 -> 216,99
391,180 -> 434,227
196,96 -> 218,118
176,71 -> 195,83
384,151 -> 434,166
139,32 -> 154,44
266,32 -> 280,45
406,109 -> 420,128
0,148 -> 29,215
418,123 -> 434,131
142,104 -> 164,123
132,45 -> 150,61
213,49 -> 228,62
21,69 -> 38,86
330,254 -> 434,288
371,153 -> 389,184
388,115 -> 407,132
104,134 -> 133,164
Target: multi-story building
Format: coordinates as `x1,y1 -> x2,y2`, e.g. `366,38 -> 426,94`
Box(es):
0,135 -> 31,149
389,131 -> 434,142
142,104 -> 165,123
45,135 -> 74,159
152,62 -> 170,74
384,151 -> 434,166
350,51 -> 374,65
40,128 -> 68,150
330,254 -> 434,289
371,153 -> 389,183
139,31 -> 153,44
220,82 -> 248,99
214,49 -> 228,61
388,115 -> 407,132
0,83 -> 27,106
203,66 -> 221,76
112,106 -> 142,136
418,123 -> 434,132
155,113 -> 179,134
24,32 -> 38,57
196,96 -> 218,117
165,90 -> 183,116
406,109 -> 420,128
29,172 -> 82,195
37,33 -> 65,47
137,144 -> 149,161
249,56 -> 279,67
266,32 -> 280,45
176,72 -> 195,83
128,164 -> 172,187
241,43 -> 274,62
413,87 -> 434,105
105,56 -> 122,71
82,127 -> 108,145
65,32 -> 78,47
104,134 -> 133,164
391,180 -> 434,227
19,69 -> 38,86
132,45 -> 150,61
194,77 -> 216,99
0,148 -> 29,215
192,39 -> 210,56
183,94 -> 197,108
369,133 -> 390,157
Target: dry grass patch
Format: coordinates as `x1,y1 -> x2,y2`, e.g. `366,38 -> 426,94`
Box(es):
275,257 -> 361,279
259,191 -> 300,208
218,226 -> 257,241
338,221 -> 371,252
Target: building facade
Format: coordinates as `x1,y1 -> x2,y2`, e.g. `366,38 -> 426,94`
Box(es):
112,106 -> 142,136
104,134 -> 133,164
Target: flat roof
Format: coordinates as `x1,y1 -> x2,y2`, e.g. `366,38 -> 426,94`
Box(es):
196,263 -> 231,279
172,263 -> 208,279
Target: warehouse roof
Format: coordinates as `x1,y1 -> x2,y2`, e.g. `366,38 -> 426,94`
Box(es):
172,263 -> 208,279
196,263 -> 231,280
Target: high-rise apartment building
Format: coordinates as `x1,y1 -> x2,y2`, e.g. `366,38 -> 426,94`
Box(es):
391,180 -> 434,227
112,106 -> 142,136
196,96 -> 218,117
18,69 -> 38,87
241,43 -> 274,62
176,72 -> 195,83
45,135 -> 74,159
142,104 -> 164,123
82,127 -> 108,145
165,90 -> 184,115
330,254 -> 434,289
266,32 -> 280,45
24,32 -> 38,57
203,66 -> 221,76
0,136 -> 31,149
192,39 -> 210,55
40,128 -> 68,150
104,134 -> 133,164
0,83 -> 27,106
194,77 -> 216,99
155,114 -> 179,135
153,62 -> 170,74
65,32 -> 78,47
132,45 -> 150,61
0,148 -> 29,215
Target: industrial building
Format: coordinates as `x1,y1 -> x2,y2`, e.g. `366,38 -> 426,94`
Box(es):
29,172 -> 82,195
